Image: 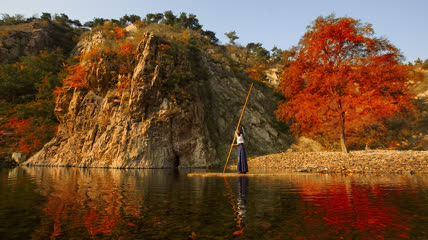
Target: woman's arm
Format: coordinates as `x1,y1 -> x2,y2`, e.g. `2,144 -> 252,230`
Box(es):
232,132 -> 238,146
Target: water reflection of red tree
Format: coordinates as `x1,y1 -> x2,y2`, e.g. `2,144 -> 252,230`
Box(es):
84,208 -> 119,235
28,168 -> 142,239
300,182 -> 411,239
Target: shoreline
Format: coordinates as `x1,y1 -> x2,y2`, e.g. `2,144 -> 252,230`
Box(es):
234,150 -> 428,174
1,150 -> 427,174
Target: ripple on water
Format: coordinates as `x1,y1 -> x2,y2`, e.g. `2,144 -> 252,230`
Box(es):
0,167 -> 426,239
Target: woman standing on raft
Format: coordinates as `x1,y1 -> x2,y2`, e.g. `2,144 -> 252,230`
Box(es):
233,127 -> 248,174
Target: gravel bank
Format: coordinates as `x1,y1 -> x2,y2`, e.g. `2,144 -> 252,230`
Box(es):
233,150 -> 428,174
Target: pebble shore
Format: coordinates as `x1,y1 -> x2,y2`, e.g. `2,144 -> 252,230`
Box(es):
238,150 -> 428,174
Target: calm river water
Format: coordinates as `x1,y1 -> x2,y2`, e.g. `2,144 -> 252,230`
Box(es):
0,167 -> 427,239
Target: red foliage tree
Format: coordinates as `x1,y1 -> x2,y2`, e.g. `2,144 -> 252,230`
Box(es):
6,117 -> 32,134
157,43 -> 171,51
118,42 -> 135,56
275,15 -> 416,152
113,26 -> 126,38
5,117 -> 46,155
246,64 -> 266,82
81,47 -> 100,61
63,64 -> 88,89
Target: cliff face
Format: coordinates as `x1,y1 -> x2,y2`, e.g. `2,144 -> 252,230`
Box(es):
25,32 -> 291,168
0,22 -> 51,63
0,20 -> 78,64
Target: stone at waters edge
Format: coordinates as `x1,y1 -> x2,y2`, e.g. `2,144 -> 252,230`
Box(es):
11,152 -> 26,164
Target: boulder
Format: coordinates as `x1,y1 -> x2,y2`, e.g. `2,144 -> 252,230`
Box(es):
0,21 -> 51,64
11,152 -> 26,164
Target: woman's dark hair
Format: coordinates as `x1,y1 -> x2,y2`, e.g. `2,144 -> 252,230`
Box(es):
237,126 -> 243,135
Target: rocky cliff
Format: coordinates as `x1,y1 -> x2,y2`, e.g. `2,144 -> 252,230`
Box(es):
24,30 -> 291,168
0,22 -> 51,63
0,20 -> 78,64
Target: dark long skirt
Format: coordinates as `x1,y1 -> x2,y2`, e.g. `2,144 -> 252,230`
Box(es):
237,143 -> 248,173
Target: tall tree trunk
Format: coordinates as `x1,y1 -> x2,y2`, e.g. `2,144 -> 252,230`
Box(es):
339,110 -> 349,153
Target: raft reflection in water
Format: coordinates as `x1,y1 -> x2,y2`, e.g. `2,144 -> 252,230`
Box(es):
223,176 -> 249,236
236,176 -> 248,228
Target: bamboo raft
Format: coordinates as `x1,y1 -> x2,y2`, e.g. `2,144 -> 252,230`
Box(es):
187,172 -> 292,177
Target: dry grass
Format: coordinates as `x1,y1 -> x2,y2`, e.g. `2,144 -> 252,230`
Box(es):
410,66 -> 428,98
0,22 -> 41,32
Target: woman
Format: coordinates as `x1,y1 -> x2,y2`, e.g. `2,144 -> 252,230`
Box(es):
233,127 -> 248,174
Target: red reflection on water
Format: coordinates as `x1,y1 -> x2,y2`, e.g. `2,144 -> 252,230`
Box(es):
299,182 -> 411,239
26,168 -> 143,239
84,208 -> 118,235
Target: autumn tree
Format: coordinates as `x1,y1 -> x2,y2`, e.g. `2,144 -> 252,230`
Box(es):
414,58 -> 423,65
271,46 -> 284,61
275,15 -> 416,152
177,13 -> 202,30
225,31 -> 239,45
84,18 -> 108,28
40,12 -> 52,21
119,14 -> 141,26
162,11 -> 177,26
422,59 -> 428,69
0,14 -> 27,25
143,13 -> 164,24
201,30 -> 219,44
246,42 -> 270,62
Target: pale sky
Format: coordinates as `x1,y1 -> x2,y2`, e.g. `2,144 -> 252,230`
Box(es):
2,0 -> 427,62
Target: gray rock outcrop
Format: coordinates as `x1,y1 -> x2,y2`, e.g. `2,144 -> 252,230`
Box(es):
11,152 -> 26,164
0,22 -> 51,64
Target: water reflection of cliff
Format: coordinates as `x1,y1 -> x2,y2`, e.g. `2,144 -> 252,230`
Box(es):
20,167 -> 141,239
19,167 -> 190,239
17,167 -> 237,239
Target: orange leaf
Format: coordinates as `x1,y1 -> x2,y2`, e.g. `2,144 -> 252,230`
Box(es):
233,229 -> 244,236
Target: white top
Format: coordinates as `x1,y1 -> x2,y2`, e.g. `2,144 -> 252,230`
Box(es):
236,133 -> 245,144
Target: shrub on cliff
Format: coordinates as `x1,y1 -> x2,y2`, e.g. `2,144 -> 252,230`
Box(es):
0,49 -> 64,103
0,14 -> 29,25
57,12 -> 220,98
422,59 -> 428,70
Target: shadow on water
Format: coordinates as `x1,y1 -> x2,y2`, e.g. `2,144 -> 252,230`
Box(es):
0,167 -> 427,239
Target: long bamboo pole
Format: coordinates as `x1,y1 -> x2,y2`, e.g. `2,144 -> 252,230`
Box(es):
223,82 -> 254,173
